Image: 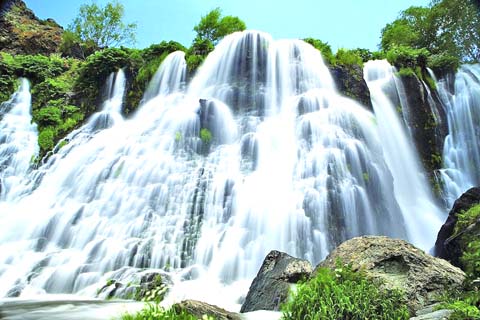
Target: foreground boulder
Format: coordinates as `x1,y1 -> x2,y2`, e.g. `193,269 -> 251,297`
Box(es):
240,250 -> 313,313
434,187 -> 480,267
173,300 -> 241,320
317,236 -> 465,313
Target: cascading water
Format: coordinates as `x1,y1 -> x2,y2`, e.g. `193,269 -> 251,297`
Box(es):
0,79 -> 38,201
0,31 -> 441,311
435,64 -> 480,207
364,60 -> 443,249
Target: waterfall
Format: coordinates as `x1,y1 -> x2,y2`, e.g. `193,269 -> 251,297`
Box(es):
0,79 -> 38,201
0,32 -> 443,309
436,64 -> 480,207
364,60 -> 443,249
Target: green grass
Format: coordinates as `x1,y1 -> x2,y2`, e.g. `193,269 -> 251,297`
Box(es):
282,264 -> 409,320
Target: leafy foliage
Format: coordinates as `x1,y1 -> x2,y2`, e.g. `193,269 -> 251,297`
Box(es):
66,1 -> 137,57
303,38 -> 334,64
282,265 -> 409,320
437,290 -> 480,320
187,8 -> 246,72
193,8 -> 246,46
454,204 -> 480,279
381,0 -> 480,62
334,48 -> 364,67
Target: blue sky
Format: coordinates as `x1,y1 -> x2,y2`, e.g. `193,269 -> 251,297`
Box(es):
24,0 -> 431,51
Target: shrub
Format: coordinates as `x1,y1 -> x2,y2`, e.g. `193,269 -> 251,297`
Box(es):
38,127 -> 56,153
282,265 -> 409,320
334,48 -> 364,67
386,45 -> 430,70
428,52 -> 460,75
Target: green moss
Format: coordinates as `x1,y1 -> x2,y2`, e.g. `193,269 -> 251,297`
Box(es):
38,127 -> 56,153
200,128 -> 212,144
282,264 -> 409,320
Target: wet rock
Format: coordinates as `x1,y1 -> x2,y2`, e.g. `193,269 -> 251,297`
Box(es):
398,73 -> 448,180
435,187 -> 480,267
240,250 -> 313,313
410,305 -> 453,320
96,268 -> 171,301
317,236 -> 465,314
330,64 -> 373,110
173,300 -> 241,320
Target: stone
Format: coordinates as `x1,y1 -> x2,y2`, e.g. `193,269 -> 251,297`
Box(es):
173,300 -> 241,320
240,250 -> 313,313
0,0 -> 63,56
410,309 -> 453,320
317,236 -> 465,314
434,187 -> 480,267
330,64 -> 373,110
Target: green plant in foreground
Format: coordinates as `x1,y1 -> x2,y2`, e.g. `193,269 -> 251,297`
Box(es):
282,264 -> 409,320
121,303 -> 206,320
437,290 -> 480,320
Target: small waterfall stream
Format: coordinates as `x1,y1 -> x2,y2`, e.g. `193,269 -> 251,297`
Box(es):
436,64 -> 480,207
364,60 -> 443,249
0,79 -> 38,201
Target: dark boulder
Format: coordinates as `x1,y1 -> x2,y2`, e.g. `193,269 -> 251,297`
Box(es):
240,250 -> 313,313
434,187 -> 480,267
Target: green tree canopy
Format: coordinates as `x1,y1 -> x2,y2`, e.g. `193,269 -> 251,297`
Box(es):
68,1 -> 137,51
193,8 -> 246,46
380,0 -> 479,62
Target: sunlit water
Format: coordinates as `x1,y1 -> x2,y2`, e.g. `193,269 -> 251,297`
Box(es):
0,31 -> 450,314
435,64 -> 480,207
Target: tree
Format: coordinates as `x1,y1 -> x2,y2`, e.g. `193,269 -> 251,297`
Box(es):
68,1 -> 137,53
380,0 -> 480,62
187,8 -> 246,71
193,8 -> 246,46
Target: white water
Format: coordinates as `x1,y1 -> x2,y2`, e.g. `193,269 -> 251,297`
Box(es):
0,31 -> 445,311
0,79 -> 38,201
364,60 -> 443,249
435,64 -> 480,207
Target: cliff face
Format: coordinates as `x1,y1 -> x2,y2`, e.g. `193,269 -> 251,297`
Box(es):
0,0 -> 63,55
399,74 -> 448,182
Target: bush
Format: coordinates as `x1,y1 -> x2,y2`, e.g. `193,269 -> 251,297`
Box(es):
334,48 -> 364,67
38,127 -> 56,153
428,52 -> 460,76
282,265 -> 409,320
386,45 -> 430,70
